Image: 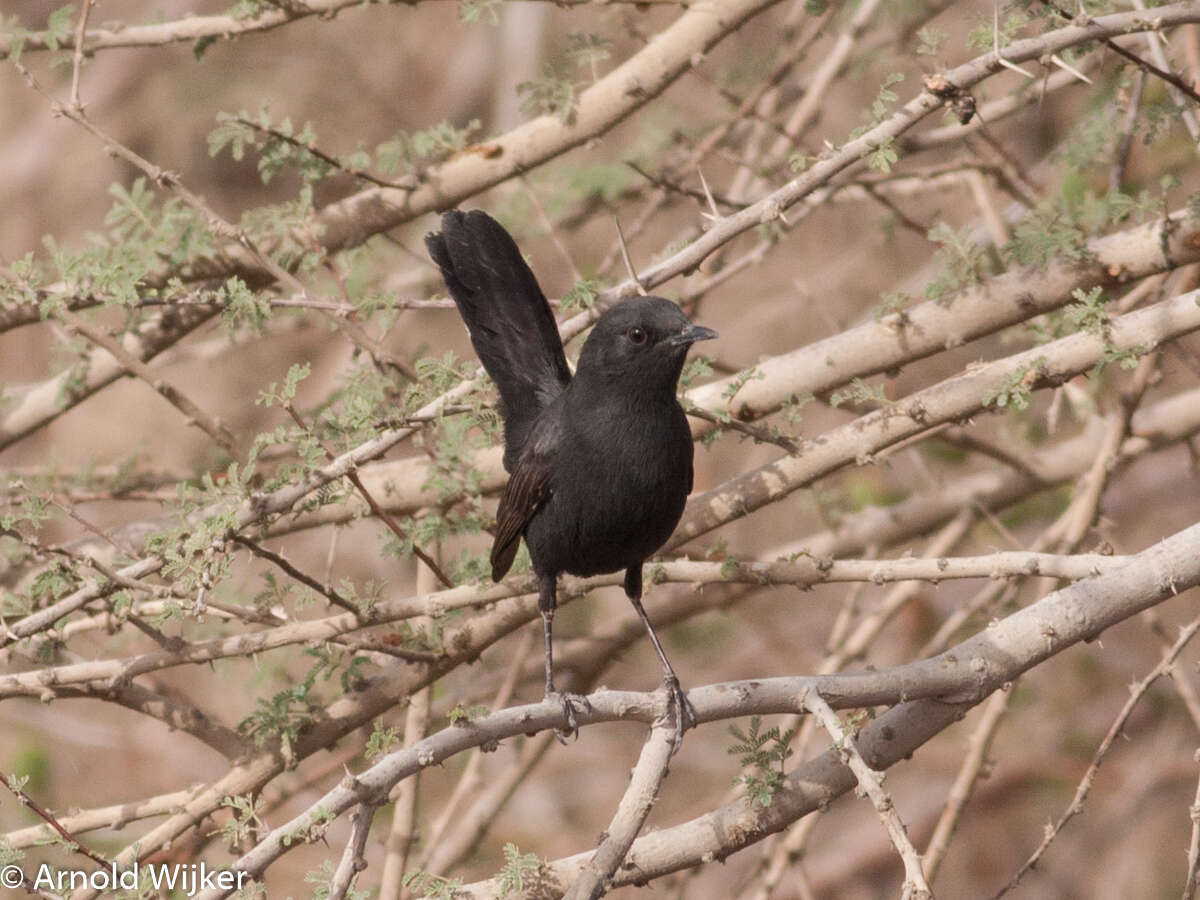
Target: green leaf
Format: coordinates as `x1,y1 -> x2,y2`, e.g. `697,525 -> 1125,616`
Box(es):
517,65 -> 578,124
193,34 -> 217,60
866,136 -> 899,173
44,4 -> 74,51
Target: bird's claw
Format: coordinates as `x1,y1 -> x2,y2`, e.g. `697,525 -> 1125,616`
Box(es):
547,690 -> 589,744
662,675 -> 696,755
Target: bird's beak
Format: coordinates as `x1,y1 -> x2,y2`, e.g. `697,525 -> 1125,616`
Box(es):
670,324 -> 718,346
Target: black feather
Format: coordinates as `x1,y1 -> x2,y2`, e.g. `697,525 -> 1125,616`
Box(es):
425,209 -> 717,752
425,210 -> 571,471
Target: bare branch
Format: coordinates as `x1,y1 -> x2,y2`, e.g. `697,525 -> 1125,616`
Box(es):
803,690 -> 931,899
563,722 -> 676,900
991,614 -> 1200,899
204,517 -> 1200,899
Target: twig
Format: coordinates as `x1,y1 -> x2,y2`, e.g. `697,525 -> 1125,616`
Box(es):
281,402 -> 453,589
939,428 -> 1043,481
1110,69 -> 1146,193
1039,0 -> 1200,107
55,308 -> 238,458
68,0 -> 92,109
234,115 -> 416,190
231,534 -> 361,615
802,690 -> 932,900
625,161 -> 740,212
328,801 -> 376,900
1050,351 -> 1157,549
422,732 -> 557,878
1,772 -> 109,869
4,786 -> 207,850
681,404 -> 799,453
523,176 -> 583,284
738,0 -> 886,197
563,722 -> 676,900
29,72 -> 315,302
417,629 -> 536,874
1184,756 -> 1200,900
379,565 -> 437,899
921,687 -> 1012,883
990,613 -> 1200,899
1145,611 -> 1200,734
0,303 -> 217,453
860,182 -> 930,237
964,168 -> 1011,247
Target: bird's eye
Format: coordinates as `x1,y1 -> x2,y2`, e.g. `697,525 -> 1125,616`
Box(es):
628,327 -> 647,345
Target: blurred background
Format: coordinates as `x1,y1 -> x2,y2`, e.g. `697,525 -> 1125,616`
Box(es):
3,0 -> 1200,897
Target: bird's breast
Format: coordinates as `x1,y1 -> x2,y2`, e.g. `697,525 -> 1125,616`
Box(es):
526,400 -> 693,577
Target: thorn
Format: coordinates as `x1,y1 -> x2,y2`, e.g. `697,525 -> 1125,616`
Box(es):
1049,53 -> 1092,84
994,4 -> 1035,79
696,166 -> 720,224
614,217 -> 647,296
997,55 -> 1036,79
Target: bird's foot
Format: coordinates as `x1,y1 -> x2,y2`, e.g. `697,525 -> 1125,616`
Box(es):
662,674 -> 696,755
546,690 -> 590,745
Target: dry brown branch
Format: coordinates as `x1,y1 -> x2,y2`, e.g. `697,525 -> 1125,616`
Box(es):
1,772 -> 109,869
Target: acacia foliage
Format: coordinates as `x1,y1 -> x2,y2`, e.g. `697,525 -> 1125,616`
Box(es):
3,1 -> 1200,898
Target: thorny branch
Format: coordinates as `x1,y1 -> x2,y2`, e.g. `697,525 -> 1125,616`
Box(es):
6,1 -> 1200,896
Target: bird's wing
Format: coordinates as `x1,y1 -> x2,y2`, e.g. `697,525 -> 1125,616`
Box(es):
490,459 -> 547,581
425,210 -> 571,470
489,416 -> 560,581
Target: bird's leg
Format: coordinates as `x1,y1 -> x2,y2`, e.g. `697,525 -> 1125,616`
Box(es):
539,572 -> 586,743
624,565 -> 695,754
540,605 -> 557,696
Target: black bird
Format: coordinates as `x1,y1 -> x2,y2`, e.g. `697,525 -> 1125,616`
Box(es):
426,209 -> 716,750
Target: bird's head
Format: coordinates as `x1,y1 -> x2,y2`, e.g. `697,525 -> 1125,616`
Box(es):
575,296 -> 717,388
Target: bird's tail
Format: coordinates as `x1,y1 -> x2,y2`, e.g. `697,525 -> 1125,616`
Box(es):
425,210 -> 571,470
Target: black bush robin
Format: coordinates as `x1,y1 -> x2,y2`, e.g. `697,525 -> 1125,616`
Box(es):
426,209 -> 716,751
